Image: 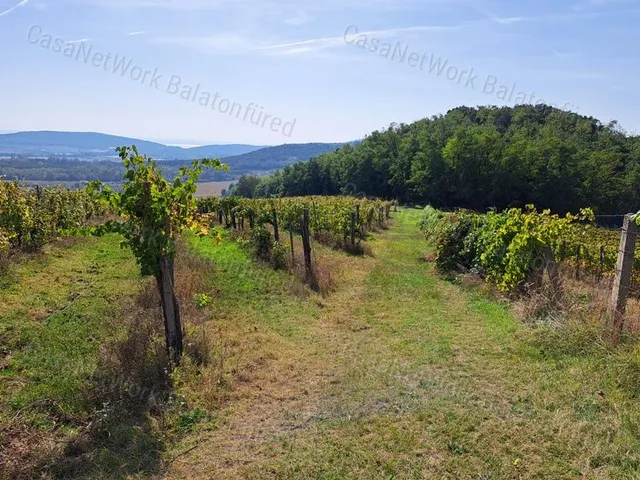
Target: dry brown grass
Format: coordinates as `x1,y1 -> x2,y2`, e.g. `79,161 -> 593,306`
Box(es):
166,231 -> 376,480
284,240 -> 337,296
510,263 -> 640,344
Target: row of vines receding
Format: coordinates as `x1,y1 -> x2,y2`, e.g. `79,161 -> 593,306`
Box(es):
419,205 -> 640,295
197,196 -> 394,252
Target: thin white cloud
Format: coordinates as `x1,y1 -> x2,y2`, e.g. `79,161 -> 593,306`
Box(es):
0,0 -> 29,17
258,25 -> 459,54
126,31 -> 146,36
587,0 -> 639,6
476,4 -> 639,23
475,6 -> 525,24
276,46 -> 314,55
67,38 -> 92,44
151,32 -> 258,54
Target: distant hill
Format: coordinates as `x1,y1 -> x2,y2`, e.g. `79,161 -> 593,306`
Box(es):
0,137 -> 349,184
0,131 -> 263,159
223,143 -> 345,172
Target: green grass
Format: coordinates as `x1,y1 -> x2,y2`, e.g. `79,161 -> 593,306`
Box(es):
169,208 -> 640,479
183,230 -> 319,339
0,235 -> 141,416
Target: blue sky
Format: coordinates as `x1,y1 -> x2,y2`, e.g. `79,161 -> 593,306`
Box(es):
0,0 -> 638,146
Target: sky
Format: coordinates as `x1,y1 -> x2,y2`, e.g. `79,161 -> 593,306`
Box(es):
0,0 -> 638,146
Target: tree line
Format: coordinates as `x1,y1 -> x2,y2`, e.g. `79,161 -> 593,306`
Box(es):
235,105 -> 640,215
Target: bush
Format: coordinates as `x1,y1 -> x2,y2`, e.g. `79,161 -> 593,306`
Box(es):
250,225 -> 274,261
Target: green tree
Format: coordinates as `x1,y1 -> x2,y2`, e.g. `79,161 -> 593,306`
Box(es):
232,175 -> 261,198
89,146 -> 227,364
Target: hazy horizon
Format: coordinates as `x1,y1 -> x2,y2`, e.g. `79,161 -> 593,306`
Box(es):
0,129 -> 355,148
1,0 -> 638,145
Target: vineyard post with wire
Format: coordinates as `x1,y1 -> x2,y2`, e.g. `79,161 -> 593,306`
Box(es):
609,214 -> 638,343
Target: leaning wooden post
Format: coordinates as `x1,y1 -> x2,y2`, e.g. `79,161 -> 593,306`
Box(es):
272,207 -> 280,242
312,201 -> 318,234
609,214 -> 638,344
157,255 -> 183,364
302,208 -> 318,291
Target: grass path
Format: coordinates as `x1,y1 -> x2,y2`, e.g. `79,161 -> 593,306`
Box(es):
167,209 -> 640,479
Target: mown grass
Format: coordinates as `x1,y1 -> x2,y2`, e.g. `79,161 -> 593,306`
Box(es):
0,235 -> 160,478
169,207 -> 640,479
0,235 -> 140,413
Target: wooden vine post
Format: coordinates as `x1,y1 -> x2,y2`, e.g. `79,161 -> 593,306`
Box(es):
289,221 -> 295,265
301,208 -> 318,291
272,206 -> 280,242
158,253 -> 183,361
609,214 -> 638,343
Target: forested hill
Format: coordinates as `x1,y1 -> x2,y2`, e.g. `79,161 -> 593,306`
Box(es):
247,105 -> 640,215
223,142 -> 346,171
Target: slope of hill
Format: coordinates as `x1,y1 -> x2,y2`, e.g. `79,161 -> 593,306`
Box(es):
249,104 -> 640,215
223,142 -> 345,171
0,131 -> 263,159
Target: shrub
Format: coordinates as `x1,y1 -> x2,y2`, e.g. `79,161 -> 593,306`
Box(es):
271,241 -> 288,270
193,293 -> 213,309
250,224 -> 274,261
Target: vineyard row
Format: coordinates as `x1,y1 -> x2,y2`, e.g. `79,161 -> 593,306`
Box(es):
197,196 -> 395,246
0,180 -> 106,257
420,205 -> 639,293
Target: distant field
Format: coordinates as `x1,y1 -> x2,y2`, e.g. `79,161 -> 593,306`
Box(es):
196,181 -> 234,198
